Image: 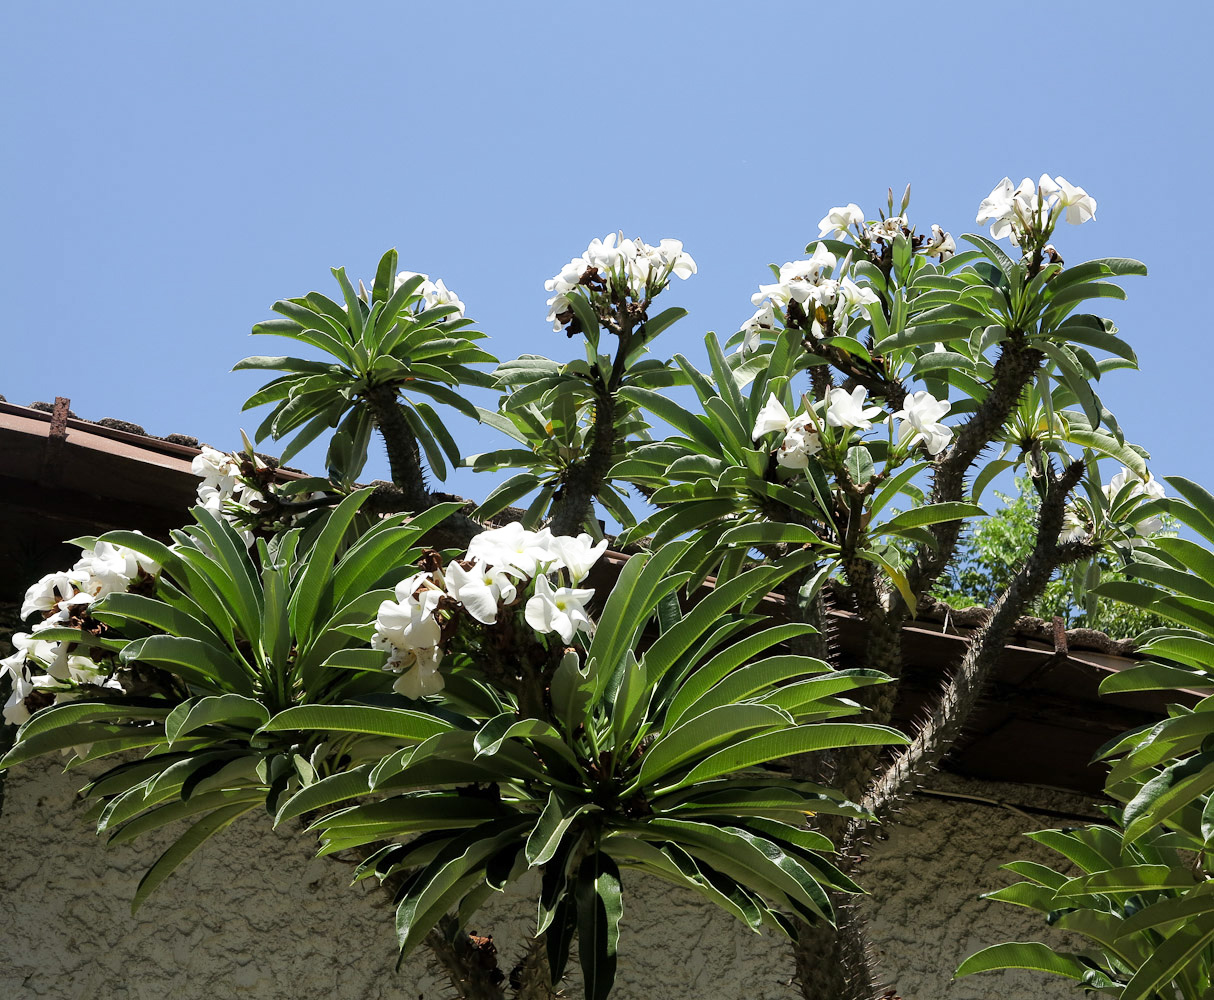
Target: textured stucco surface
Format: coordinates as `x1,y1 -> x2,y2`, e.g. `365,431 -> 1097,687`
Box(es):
0,759 -> 1098,999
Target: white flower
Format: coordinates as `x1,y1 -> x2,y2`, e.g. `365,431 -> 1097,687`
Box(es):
445,560 -> 516,625
585,233 -> 627,272
392,654 -> 444,698
546,234 -> 693,329
923,225 -> 956,259
545,257 -> 590,295
545,292 -> 573,332
391,271 -> 465,322
376,572 -> 443,651
191,446 -> 241,492
818,204 -> 865,240
21,571 -> 74,620
977,177 -> 1042,243
752,394 -> 793,439
639,238 -> 697,280
19,631 -> 70,681
1059,509 -> 1091,545
866,216 -> 907,243
737,301 -> 777,355
777,413 -> 823,469
976,178 -> 1017,236
753,245 -> 837,308
825,387 -> 883,432
3,672 -> 40,726
70,541 -> 137,601
394,269 -> 429,291
1105,467 -> 1166,502
541,532 -> 607,585
832,278 -> 880,334
385,644 -> 444,699
422,278 -> 465,322
467,523 -> 550,580
525,575 -> 594,644
977,174 -> 1089,243
891,390 -> 953,456
64,654 -> 118,688
1054,176 -> 1097,225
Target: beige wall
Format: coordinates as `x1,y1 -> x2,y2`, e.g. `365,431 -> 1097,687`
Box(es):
0,759 -> 1093,999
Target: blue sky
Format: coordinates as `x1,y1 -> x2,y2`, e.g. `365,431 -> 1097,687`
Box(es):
3,3 -> 1209,507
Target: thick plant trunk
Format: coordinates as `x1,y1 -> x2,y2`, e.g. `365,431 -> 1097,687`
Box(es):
509,935 -> 558,1000
796,901 -> 879,1000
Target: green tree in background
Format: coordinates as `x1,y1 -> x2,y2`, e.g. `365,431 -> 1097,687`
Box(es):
935,477 -> 1173,638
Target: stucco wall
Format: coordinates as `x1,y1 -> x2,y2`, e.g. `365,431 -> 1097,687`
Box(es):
0,759 -> 1096,999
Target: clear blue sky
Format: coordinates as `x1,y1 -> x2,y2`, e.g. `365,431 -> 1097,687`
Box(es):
3,3 -> 1209,505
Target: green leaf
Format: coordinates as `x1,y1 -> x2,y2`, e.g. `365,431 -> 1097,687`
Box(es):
1118,888 -> 1214,936
637,704 -> 792,786
874,501 -> 986,534
131,800 -> 259,913
1122,753 -> 1214,844
274,764 -> 373,826
288,488 -> 372,644
1100,661 -> 1214,695
659,723 -> 907,792
576,852 -> 622,1000
719,522 -> 819,548
618,386 -> 721,454
474,714 -> 580,768
120,635 -> 254,695
395,819 -> 530,960
1121,911 -> 1214,1000
525,792 -> 587,867
955,942 -> 1095,981
1056,864 -> 1196,896
260,705 -> 454,741
165,694 -> 269,744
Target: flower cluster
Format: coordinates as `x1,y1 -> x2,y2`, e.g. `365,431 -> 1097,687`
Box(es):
742,244 -> 879,346
354,271 -> 466,325
193,446 -> 258,517
392,271 -> 465,324
866,216 -> 908,245
1058,468 -> 1167,547
192,446 -> 269,545
4,539 -> 160,725
371,524 -> 607,698
545,233 -> 696,332
976,175 -> 1096,246
752,386 -> 954,474
819,202 -> 955,261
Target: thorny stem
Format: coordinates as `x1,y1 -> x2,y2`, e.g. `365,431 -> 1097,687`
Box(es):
907,335 -> 1046,602
362,385 -> 434,513
549,314 -> 636,536
857,458 -> 1094,828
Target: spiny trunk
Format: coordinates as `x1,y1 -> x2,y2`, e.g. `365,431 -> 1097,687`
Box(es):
363,385 -> 433,512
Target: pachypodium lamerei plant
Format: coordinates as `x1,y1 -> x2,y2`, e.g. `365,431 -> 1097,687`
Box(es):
235,249 -> 494,498
0,174 -> 1186,1000
471,233 -> 696,535
267,533 -> 903,999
